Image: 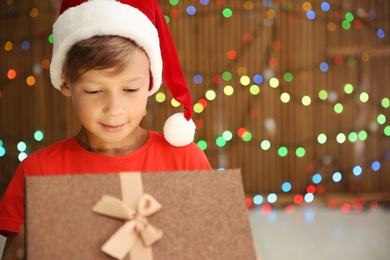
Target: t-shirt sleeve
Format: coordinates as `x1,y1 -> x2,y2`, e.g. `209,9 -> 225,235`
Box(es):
0,153 -> 42,236
184,143 -> 212,170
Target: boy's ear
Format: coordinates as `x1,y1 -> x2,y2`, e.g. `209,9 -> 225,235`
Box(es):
60,73 -> 72,96
60,82 -> 72,97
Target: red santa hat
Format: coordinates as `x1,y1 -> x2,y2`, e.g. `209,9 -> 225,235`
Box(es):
50,0 -> 195,147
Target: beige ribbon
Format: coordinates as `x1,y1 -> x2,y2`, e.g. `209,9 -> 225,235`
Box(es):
92,184 -> 163,259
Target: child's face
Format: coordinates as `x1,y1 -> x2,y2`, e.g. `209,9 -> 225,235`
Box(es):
61,48 -> 150,149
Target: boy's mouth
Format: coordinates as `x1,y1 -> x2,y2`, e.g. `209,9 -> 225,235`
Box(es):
101,123 -> 124,132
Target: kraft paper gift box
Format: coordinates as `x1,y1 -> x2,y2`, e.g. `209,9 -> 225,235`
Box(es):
25,169 -> 257,259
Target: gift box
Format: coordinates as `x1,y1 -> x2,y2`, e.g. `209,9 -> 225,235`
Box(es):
25,169 -> 257,259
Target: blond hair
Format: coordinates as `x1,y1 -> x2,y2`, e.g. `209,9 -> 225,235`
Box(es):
63,36 -> 139,84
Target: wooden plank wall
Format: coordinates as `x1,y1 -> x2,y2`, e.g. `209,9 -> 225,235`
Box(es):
0,0 -> 389,201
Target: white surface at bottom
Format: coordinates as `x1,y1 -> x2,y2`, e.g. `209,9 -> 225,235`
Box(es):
249,205 -> 390,260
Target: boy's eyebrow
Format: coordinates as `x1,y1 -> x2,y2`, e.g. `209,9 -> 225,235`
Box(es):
79,75 -> 149,84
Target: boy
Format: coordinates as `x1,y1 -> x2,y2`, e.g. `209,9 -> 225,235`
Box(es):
0,0 -> 211,258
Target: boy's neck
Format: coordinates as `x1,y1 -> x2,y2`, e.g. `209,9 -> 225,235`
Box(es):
76,127 -> 148,156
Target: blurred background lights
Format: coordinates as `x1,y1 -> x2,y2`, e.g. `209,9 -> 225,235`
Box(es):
328,91 -> 338,103
306,185 -> 316,194
18,152 -> 28,162
223,85 -> 234,96
253,195 -> 263,205
281,182 -> 292,192
306,10 -> 315,20
353,166 -> 362,176
336,133 -> 346,143
193,74 -> 203,84
332,172 -> 342,182
342,20 -> 351,30
358,130 -> 368,141
278,146 -> 288,157
171,98 -> 180,107
155,92 -> 166,103
205,90 -> 216,101
294,194 -> 304,204
322,154 -> 333,165
348,132 -> 358,142
345,12 -> 354,22
197,140 -> 207,150
250,85 -> 260,95
344,83 -> 354,94
321,2 -> 330,11
193,103 -> 203,113
317,133 -> 327,144
169,0 -> 179,5
283,72 -> 293,82
7,69 -> 16,80
319,62 -> 329,72
382,98 -> 390,108
21,40 -> 30,50
253,74 -> 263,84
186,5 -> 196,15
222,8 -> 233,18
4,41 -> 13,51
26,76 -> 36,86
17,141 -> 27,152
269,77 -> 279,88
304,193 -> 314,203
222,71 -> 232,81
334,103 -> 343,113
327,22 -> 336,31
240,75 -> 250,86
29,7 -> 39,17
295,147 -> 305,157
369,10 -> 377,19
302,96 -> 311,106
222,130 -> 233,141
32,63 -> 43,76
227,50 -> 237,60
377,28 -> 385,38
371,161 -> 380,171
359,92 -> 369,102
302,2 -> 312,11
312,173 -> 322,184
264,118 -> 276,131
280,92 -> 290,103
242,131 -> 252,142
260,140 -> 271,150
384,126 -> 390,136
34,130 -> 44,141
216,136 -> 226,147
237,67 -> 247,76
48,34 -> 54,43
377,114 -> 386,124
282,2 -> 292,11
267,193 -> 277,203
318,90 -> 328,100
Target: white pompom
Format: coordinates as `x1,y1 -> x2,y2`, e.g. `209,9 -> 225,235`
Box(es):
163,113 -> 196,147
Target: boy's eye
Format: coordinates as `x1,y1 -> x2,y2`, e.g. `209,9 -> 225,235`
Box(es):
85,90 -> 101,95
124,88 -> 139,93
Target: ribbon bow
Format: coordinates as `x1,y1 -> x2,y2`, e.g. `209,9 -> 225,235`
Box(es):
92,193 -> 163,260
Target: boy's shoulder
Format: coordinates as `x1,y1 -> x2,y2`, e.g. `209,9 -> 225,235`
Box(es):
148,131 -> 200,151
33,136 -> 78,156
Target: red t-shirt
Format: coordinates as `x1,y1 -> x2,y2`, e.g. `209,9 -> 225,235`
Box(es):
0,131 -> 211,235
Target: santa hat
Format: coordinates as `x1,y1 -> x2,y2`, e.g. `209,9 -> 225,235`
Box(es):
50,0 -> 195,147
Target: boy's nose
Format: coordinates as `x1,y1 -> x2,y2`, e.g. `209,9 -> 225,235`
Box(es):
104,94 -> 125,116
